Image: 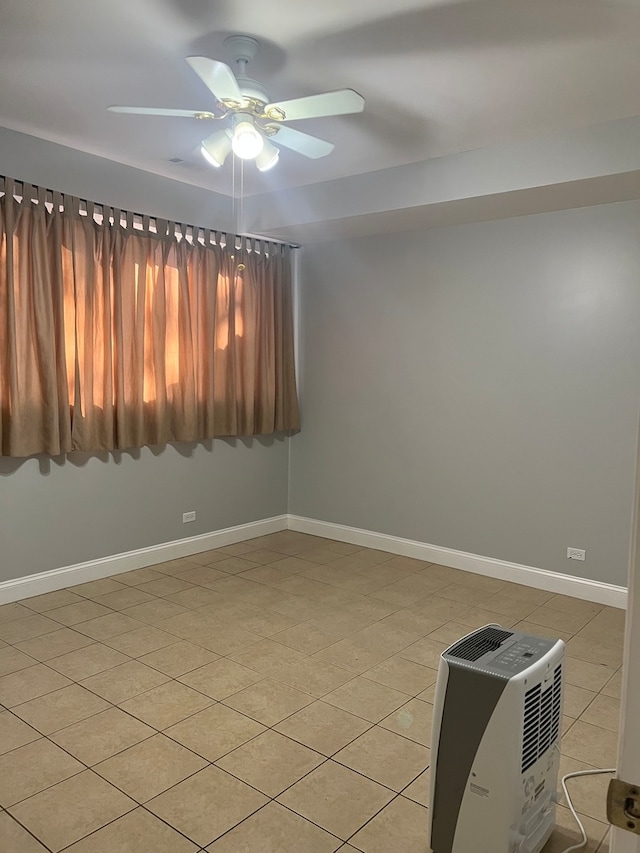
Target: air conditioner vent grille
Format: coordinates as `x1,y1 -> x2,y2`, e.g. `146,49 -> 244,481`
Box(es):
448,627 -> 514,662
522,664 -> 563,774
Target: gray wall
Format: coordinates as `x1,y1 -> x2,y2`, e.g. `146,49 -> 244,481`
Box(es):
289,201 -> 640,587
0,130 -> 289,581
0,439 -> 288,580
3,127 -> 640,588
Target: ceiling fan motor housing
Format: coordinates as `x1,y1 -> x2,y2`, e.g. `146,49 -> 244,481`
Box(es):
237,77 -> 269,106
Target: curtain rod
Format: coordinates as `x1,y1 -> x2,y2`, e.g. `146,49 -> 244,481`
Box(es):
242,230 -> 300,250
0,175 -> 301,250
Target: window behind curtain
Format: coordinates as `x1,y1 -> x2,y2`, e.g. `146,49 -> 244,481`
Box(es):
0,178 -> 300,457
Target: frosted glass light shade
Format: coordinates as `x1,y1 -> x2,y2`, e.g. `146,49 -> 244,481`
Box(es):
232,121 -> 264,159
255,139 -> 280,171
201,130 -> 232,167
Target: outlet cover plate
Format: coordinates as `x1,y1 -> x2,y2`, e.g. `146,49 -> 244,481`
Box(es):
567,547 -> 586,561
182,511 -> 196,523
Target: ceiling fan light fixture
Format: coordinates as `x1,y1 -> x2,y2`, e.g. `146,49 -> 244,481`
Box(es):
110,44 -> 367,170
201,129 -> 232,167
255,139 -> 279,171
232,118 -> 264,160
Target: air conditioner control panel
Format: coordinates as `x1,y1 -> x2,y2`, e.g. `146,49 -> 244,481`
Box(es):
492,637 -> 556,676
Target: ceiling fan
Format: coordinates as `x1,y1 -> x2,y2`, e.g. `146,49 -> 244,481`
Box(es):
109,35 -> 365,172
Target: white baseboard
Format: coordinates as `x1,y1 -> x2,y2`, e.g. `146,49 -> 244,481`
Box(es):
2,512 -> 627,609
288,515 -> 628,609
0,515 -> 288,605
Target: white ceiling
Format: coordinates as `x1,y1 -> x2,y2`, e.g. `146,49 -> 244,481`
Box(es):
2,0 -> 640,238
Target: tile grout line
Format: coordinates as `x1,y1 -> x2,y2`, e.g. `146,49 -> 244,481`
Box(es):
3,808 -> 57,853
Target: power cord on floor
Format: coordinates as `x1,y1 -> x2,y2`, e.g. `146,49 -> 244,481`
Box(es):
560,768 -> 616,853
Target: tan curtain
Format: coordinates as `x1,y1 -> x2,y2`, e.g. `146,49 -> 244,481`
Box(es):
0,178 -> 300,457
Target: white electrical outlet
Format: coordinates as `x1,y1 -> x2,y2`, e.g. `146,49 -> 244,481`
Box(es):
567,547 -> 586,561
182,511 -> 196,523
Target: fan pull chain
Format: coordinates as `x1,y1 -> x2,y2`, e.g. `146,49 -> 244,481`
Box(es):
237,159 -> 246,270
230,154 -> 246,272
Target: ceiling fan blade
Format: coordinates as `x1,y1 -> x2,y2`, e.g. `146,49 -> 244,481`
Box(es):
186,56 -> 243,104
270,125 -> 335,159
108,106 -> 216,118
265,89 -> 365,122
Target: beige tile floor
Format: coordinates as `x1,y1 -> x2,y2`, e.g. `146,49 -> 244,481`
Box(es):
0,531 -> 624,852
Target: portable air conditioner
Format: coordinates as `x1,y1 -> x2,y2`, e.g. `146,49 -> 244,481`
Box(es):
428,625 -> 565,853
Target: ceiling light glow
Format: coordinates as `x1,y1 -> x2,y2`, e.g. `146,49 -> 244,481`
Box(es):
232,120 -> 264,159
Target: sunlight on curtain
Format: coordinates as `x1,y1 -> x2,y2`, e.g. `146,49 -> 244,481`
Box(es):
0,178 -> 300,456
